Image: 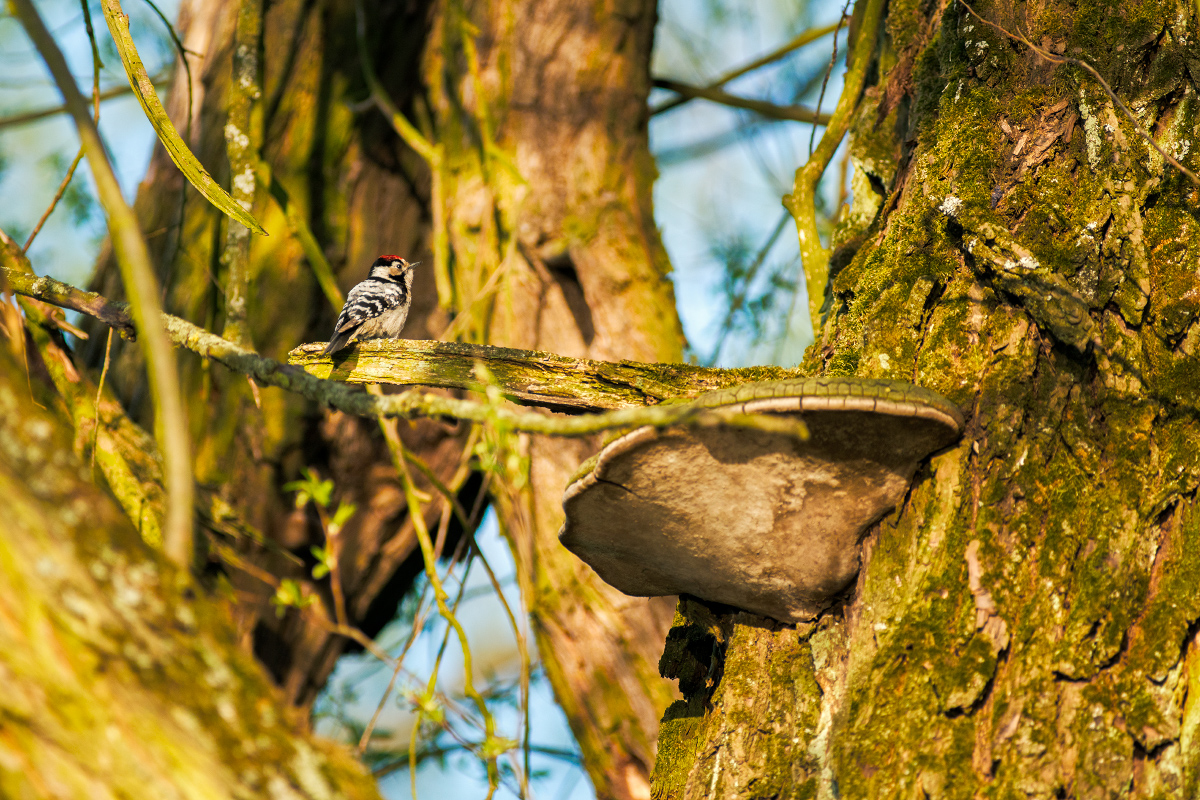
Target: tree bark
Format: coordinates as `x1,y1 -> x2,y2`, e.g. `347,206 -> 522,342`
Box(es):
80,0 -> 685,794
652,0 -> 1200,797
83,0 -> 462,709
0,338 -> 380,800
416,3 -> 686,795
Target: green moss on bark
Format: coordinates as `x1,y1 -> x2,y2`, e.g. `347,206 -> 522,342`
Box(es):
656,1 -> 1200,796
0,343 -> 379,799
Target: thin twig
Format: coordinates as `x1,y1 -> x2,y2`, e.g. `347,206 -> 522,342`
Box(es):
311,502 -> 349,628
784,0 -> 886,328
371,742 -> 582,779
393,435 -> 501,794
255,162 -> 343,310
652,79 -> 830,125
355,582 -> 435,754
24,150 -> 86,252
809,0 -> 853,157
404,548 -> 477,800
0,79 -> 174,130
652,19 -> 846,116
91,326 -> 114,476
140,0 -> 191,71
379,413 -> 527,792
706,209 -> 791,366
957,0 -> 1199,186
23,0 -> 104,252
467,534 -> 530,797
367,384 -> 506,782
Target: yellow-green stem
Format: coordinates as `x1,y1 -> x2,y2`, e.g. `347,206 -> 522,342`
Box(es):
783,0 -> 886,328
256,160 -> 343,311
393,442 -> 500,791
12,0 -> 194,567
95,0 -> 265,234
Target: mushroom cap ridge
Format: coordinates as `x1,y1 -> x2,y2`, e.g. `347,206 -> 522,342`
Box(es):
559,377 -> 965,623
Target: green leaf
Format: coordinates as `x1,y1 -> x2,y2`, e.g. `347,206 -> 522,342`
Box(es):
310,545 -> 332,579
406,689 -> 444,724
270,579 -> 315,618
328,502 -> 357,535
98,0 -> 267,236
283,486 -> 311,510
479,736 -> 518,759
284,468 -> 334,509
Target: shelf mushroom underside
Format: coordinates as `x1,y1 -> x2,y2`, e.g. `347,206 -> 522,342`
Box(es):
560,393 -> 962,623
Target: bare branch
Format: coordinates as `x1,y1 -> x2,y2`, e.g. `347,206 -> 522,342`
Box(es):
0,256 -> 136,338
651,20 -> 845,116
287,339 -> 772,411
652,79 -> 831,125
0,80 -> 174,130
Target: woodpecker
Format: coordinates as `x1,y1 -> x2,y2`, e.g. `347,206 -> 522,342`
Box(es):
323,255 -> 417,355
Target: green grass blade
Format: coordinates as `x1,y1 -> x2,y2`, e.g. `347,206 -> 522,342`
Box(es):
99,0 -> 268,236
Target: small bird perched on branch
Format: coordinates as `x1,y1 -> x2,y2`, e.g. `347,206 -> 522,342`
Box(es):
323,255 -> 417,356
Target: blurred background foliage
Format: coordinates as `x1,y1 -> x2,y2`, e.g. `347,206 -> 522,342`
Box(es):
0,0 -> 851,796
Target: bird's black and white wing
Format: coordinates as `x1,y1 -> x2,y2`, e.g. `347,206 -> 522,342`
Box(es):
323,278 -> 409,355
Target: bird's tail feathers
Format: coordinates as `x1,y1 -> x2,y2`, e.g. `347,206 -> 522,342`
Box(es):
323,329 -> 355,356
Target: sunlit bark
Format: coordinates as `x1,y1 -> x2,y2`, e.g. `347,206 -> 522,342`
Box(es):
81,0 -> 686,794
652,1 -> 1200,797
0,340 -> 380,800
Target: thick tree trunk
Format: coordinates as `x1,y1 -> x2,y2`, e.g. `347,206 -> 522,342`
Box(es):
84,0 -> 458,708
417,3 -> 686,796
82,0 -> 683,794
0,338 -> 380,800
652,1 -> 1200,797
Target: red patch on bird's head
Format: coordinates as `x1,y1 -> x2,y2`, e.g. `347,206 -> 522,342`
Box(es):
376,254 -> 406,262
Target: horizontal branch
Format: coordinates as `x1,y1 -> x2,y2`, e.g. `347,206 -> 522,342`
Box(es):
1,263 -> 807,439
288,340 -> 786,412
652,79 -> 832,125
651,20 -> 844,116
0,262 -> 136,337
0,74 -> 170,130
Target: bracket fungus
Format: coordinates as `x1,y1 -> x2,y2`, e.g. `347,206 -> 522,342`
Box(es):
559,378 -> 965,623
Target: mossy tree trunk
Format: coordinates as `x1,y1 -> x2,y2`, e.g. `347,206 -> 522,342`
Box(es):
82,0 -> 681,795
85,0 -> 455,707
652,1 -> 1200,797
416,3 -> 685,796
0,334 -> 381,799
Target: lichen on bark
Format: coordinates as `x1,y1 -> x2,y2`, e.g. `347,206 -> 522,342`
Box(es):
651,0 -> 1200,796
